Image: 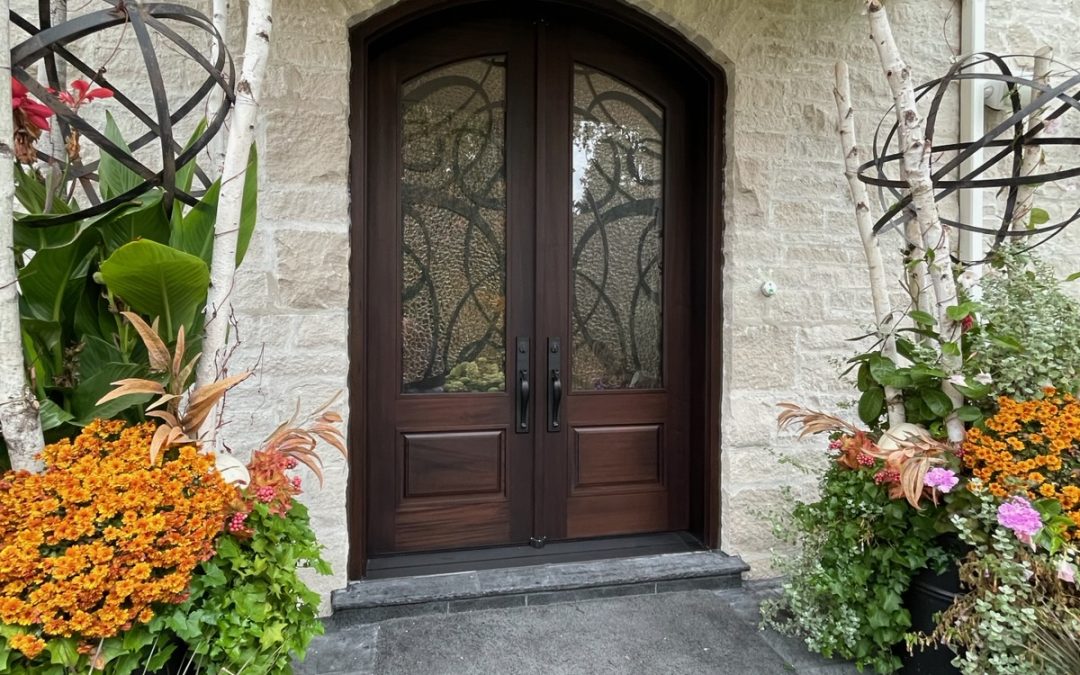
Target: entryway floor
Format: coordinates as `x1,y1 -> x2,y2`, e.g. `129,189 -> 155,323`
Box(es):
296,582 -> 858,675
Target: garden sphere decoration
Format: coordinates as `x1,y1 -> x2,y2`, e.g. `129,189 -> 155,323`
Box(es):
9,0 -> 235,225
857,52 -> 1080,259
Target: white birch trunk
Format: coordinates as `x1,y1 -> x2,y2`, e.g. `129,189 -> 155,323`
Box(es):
1,7 -> 45,470
1012,46 -> 1053,232
208,0 -> 230,177
195,0 -> 273,443
38,0 -> 66,212
834,61 -> 905,427
865,0 -> 965,442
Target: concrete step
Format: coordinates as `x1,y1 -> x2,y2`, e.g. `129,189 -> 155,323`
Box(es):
331,551 -> 748,625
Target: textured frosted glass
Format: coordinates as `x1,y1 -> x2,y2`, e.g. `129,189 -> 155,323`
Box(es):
571,65 -> 664,390
400,57 -> 507,393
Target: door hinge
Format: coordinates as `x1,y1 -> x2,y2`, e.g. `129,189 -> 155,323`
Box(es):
529,536 -> 547,549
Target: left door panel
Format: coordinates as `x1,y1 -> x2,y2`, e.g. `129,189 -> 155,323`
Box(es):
366,20 -> 536,554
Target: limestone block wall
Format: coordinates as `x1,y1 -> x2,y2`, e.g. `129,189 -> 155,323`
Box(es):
985,0 -> 1080,290
23,0 -> 1080,612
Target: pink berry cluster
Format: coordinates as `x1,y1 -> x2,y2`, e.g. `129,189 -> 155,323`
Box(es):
874,469 -> 900,485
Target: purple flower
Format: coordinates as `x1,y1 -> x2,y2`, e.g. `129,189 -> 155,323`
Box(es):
924,468 -> 959,493
997,496 -> 1043,543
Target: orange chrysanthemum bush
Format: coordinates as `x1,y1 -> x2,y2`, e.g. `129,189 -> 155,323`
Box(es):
0,420 -> 233,664
963,389 -> 1080,538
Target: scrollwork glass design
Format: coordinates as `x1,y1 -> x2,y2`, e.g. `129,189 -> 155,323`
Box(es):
571,65 -> 664,390
400,57 -> 507,394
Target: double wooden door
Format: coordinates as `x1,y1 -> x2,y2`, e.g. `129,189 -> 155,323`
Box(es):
366,9 -> 693,555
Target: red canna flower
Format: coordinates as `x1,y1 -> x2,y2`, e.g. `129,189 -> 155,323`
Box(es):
11,77 -> 53,132
56,79 -> 114,108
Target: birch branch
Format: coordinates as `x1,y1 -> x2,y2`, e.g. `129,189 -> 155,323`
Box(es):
1,4 -> 45,469
834,61 -> 905,427
1011,46 -> 1053,232
195,0 -> 273,443
208,0 -> 230,177
903,217 -> 934,333
865,0 -> 965,442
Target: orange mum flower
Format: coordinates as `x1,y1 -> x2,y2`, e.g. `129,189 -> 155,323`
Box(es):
0,420 -> 236,644
962,390 -> 1080,539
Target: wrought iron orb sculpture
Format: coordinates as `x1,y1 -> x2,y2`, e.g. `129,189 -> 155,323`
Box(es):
10,0 -> 235,225
857,52 -> 1080,258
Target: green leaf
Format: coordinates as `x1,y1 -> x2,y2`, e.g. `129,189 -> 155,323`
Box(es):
17,231 -> 99,325
953,380 -> 991,400
170,180 -> 220,265
945,302 -> 978,321
919,387 -> 954,418
99,112 -> 146,200
1066,271 -> 1080,282
941,341 -> 961,357
956,405 -> 983,422
46,638 -> 78,667
858,387 -> 885,425
38,400 -> 75,431
868,354 -> 898,386
96,191 -> 170,254
856,362 -> 873,392
99,239 -> 210,338
1028,207 -> 1050,228
70,361 -> 146,425
909,310 -> 936,326
260,622 -> 285,648
176,118 -> 209,196
987,333 -> 1023,352
237,144 -> 258,267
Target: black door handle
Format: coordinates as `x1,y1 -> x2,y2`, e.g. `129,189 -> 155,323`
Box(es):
547,337 -> 562,431
516,337 -> 530,433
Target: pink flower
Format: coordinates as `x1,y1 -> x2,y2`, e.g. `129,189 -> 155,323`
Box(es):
856,453 -> 876,467
997,496 -> 1043,542
924,468 -> 959,493
227,512 -> 248,532
255,485 -> 276,503
291,476 -> 302,490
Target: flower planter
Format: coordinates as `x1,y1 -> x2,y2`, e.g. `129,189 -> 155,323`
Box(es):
899,565 -> 962,674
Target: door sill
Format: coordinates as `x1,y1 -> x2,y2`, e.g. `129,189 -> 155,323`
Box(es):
365,531 -> 704,579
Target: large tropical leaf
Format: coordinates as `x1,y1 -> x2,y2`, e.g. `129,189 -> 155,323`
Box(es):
236,144 -> 258,266
169,180 -> 219,265
17,231 -> 99,326
99,111 -> 146,200
99,240 -> 210,339
97,191 -> 170,254
70,336 -> 149,425
176,118 -> 209,196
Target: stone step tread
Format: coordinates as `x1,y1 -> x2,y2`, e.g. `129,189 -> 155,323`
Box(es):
333,551 -> 748,610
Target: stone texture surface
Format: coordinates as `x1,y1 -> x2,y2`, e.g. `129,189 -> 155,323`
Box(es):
13,0 -> 1080,611
332,551 -> 748,615
297,586 -> 857,674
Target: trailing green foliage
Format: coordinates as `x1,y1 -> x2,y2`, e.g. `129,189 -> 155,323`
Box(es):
164,501 -> 329,674
963,250 -> 1080,400
762,462 -> 948,674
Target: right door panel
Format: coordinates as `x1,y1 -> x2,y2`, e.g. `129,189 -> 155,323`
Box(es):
537,24 -> 692,541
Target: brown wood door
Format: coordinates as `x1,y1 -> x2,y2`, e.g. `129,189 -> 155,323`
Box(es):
366,9 -> 692,555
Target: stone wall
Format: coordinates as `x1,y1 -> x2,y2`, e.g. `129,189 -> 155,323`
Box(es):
985,0 -> 1080,287
18,0 -> 1080,613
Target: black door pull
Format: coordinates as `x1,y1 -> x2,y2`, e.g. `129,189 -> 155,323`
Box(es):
516,337 -> 530,433
548,337 -> 562,431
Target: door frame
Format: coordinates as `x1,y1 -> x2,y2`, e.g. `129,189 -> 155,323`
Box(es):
347,0 -> 726,579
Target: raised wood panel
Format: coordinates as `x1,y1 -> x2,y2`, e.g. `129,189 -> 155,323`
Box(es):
573,425 -> 662,490
566,491 -> 669,538
403,430 -> 505,499
396,502 -> 511,551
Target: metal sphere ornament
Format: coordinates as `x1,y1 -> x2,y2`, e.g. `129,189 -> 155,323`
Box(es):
857,52 -> 1080,259
9,0 -> 235,225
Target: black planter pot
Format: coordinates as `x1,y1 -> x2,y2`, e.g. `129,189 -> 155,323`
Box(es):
898,564 -> 962,674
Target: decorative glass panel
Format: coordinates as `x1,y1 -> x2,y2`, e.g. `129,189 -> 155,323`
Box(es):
571,65 -> 664,390
400,57 -> 507,393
